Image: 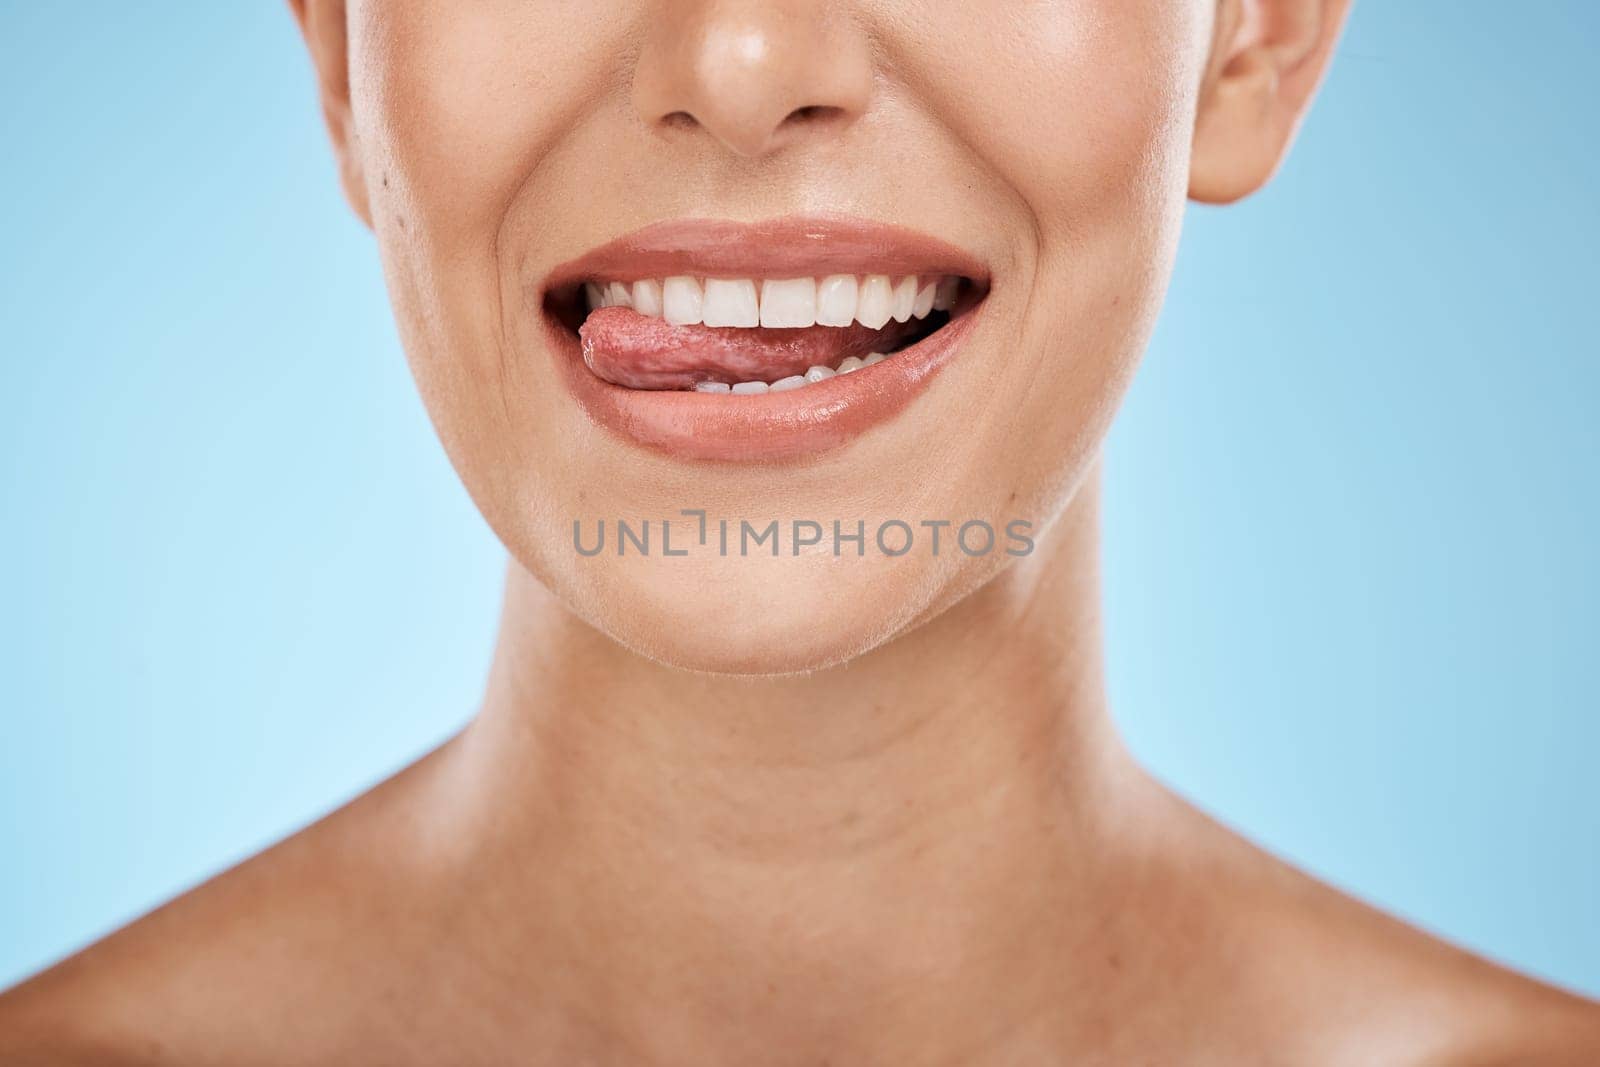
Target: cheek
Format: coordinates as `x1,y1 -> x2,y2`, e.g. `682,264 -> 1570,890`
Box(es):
345,1 -> 623,509
902,1 -> 1206,500
350,1 -> 611,242
906,2 -> 1204,222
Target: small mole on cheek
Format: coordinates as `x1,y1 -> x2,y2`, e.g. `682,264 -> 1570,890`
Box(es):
381,172 -> 390,190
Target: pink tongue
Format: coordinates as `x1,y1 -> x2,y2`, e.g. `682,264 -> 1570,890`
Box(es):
579,306 -> 917,390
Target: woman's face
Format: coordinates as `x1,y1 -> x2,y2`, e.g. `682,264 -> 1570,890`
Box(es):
339,1 -> 1213,673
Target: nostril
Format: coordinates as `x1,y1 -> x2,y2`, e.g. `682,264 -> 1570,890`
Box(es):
653,104 -> 850,154
662,106 -> 842,133
782,105 -> 845,128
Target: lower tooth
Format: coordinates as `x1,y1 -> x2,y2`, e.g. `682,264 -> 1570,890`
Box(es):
681,351 -> 898,395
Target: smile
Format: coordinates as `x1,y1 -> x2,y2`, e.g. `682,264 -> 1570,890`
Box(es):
540,217 -> 989,462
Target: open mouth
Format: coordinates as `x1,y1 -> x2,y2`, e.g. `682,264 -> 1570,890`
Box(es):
547,273 -> 978,394
538,217 -> 990,462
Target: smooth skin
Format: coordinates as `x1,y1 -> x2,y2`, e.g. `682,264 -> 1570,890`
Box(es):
4,1 -> 1598,1063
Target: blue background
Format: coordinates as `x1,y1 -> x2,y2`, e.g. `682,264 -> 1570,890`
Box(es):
2,5 -> 1596,993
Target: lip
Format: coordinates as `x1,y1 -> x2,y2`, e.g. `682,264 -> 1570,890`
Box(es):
536,216 -> 990,463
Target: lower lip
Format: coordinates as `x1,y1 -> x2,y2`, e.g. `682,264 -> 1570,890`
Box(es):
542,306 -> 982,463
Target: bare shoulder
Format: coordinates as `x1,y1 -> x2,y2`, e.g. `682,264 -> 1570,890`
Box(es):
1352,911 -> 1600,1066
1159,794 -> 1600,1066
0,746 -> 457,1065
1427,978 -> 1600,1067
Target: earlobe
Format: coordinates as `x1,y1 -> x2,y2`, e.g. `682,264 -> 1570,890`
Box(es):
1189,0 -> 1351,205
288,0 -> 371,227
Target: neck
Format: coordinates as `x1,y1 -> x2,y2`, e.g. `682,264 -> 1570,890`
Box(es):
434,472 -> 1155,1062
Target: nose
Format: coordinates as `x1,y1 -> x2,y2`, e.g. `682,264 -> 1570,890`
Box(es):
632,0 -> 874,159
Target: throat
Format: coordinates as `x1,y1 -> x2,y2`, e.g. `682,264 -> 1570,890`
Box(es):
423,484 -> 1135,1061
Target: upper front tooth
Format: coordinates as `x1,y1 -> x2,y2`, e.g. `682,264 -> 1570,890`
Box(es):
816,275 -> 859,327
628,273 -> 960,329
702,279 -> 760,328
759,278 -> 817,328
585,282 -> 606,311
632,279 -> 664,318
663,276 -> 704,325
856,275 -> 894,329
890,276 -> 917,323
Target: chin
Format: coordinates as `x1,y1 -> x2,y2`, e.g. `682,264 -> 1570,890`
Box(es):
559,551 -> 953,676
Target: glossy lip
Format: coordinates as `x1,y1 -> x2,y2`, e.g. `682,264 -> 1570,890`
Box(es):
537,216 -> 990,463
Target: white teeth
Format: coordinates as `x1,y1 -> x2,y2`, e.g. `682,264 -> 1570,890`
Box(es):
605,282 -> 633,309
759,278 -> 817,328
631,279 -> 663,318
589,273 -> 967,328
816,274 -> 859,327
702,278 -> 760,328
663,276 -> 704,325
685,352 -> 898,395
890,276 -> 917,323
855,275 -> 894,329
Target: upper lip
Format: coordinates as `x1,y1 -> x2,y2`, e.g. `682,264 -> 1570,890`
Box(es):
540,214 -> 991,292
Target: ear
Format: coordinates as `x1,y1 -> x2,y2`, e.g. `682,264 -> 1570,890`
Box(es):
1189,0 -> 1352,204
288,0 -> 371,226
